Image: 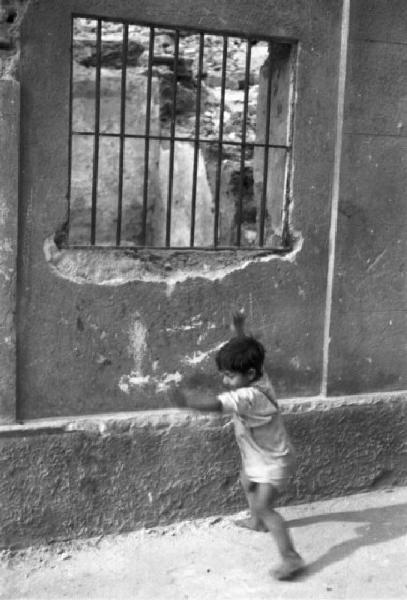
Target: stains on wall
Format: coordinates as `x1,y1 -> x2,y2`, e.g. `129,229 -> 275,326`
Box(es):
15,0 -> 341,417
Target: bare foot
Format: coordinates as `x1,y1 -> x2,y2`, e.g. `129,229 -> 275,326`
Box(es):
270,554 -> 305,580
234,517 -> 268,532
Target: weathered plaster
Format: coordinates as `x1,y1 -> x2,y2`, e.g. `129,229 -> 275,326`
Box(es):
44,234 -> 303,295
0,0 -> 32,80
118,312 -> 225,394
0,78 -> 18,423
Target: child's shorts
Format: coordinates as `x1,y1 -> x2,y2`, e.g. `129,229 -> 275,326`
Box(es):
244,458 -> 295,491
246,473 -> 292,492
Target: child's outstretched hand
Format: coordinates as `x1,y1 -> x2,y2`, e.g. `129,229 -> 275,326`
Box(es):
232,308 -> 246,337
168,379 -> 221,412
167,383 -> 187,408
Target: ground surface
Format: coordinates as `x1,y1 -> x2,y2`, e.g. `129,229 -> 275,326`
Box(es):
2,487 -> 407,600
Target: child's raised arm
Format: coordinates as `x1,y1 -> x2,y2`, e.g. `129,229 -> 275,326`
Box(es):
232,309 -> 246,338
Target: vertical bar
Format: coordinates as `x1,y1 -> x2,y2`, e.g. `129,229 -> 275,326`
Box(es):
166,30 -> 180,247
116,23 -> 129,246
281,149 -> 291,246
281,45 -> 297,247
213,35 -> 228,247
259,43 -> 273,247
142,27 -> 155,245
237,39 -> 251,246
90,18 -> 102,246
190,33 -> 204,247
66,17 -> 74,246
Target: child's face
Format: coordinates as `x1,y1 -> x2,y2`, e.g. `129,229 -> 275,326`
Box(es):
221,370 -> 253,389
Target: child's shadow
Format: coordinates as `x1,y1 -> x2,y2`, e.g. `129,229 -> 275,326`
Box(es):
287,497 -> 407,578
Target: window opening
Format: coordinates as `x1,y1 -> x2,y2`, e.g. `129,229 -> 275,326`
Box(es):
68,17 -> 297,250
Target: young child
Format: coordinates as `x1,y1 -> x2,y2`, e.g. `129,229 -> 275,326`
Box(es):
172,311 -> 304,580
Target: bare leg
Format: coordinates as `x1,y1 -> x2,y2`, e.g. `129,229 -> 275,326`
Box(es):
234,471 -> 267,532
252,483 -> 304,579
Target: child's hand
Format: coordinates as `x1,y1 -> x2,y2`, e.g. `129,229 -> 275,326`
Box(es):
232,309 -> 246,337
167,384 -> 187,408
184,372 -> 220,392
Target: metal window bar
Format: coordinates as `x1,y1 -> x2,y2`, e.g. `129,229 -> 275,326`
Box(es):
66,17 -> 74,246
71,130 -> 289,150
141,27 -> 155,245
90,18 -> 102,245
259,43 -> 274,247
116,23 -> 129,246
69,18 -> 295,251
166,30 -> 180,247
190,32 -> 204,248
237,39 -> 252,247
213,35 -> 228,247
280,50 -> 297,247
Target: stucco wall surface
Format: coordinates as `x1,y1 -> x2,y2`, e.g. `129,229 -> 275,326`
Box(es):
328,0 -> 407,393
0,79 -> 18,423
1,394 -> 406,549
16,0 -> 342,418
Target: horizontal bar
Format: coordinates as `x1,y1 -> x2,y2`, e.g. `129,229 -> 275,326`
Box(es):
72,131 -> 291,151
69,244 -> 291,252
72,13 -> 297,45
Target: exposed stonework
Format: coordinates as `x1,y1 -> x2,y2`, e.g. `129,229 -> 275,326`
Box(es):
44,232 -> 303,292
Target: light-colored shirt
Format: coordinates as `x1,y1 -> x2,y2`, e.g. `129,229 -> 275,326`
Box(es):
218,375 -> 295,483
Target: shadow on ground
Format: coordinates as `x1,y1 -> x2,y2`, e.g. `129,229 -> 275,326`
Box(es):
287,499 -> 407,578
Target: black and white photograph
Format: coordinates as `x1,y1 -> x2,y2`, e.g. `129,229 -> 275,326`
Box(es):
1,1 -> 406,598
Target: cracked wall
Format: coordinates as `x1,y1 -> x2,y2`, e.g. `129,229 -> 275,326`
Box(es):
13,0 -> 407,415
14,0 -> 343,418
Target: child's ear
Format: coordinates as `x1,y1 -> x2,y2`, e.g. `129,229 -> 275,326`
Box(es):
247,368 -> 257,382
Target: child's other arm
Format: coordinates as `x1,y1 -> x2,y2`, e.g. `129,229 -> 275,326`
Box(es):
169,384 -> 222,412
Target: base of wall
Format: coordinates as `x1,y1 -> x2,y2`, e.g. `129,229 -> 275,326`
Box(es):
1,393 -> 407,549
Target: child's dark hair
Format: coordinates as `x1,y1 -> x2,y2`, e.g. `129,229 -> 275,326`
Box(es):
215,335 -> 265,380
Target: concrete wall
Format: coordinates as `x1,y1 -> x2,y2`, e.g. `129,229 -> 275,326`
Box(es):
328,0 -> 407,394
16,0 -> 342,419
1,395 -> 406,550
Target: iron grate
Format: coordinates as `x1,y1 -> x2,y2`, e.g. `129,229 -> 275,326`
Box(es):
68,17 -> 297,250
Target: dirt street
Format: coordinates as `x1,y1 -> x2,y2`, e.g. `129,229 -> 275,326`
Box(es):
2,487 -> 407,600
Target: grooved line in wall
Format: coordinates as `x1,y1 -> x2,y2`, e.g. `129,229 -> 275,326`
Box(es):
321,0 -> 351,396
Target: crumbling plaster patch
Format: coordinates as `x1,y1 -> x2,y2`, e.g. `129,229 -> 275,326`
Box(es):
0,0 -> 32,81
44,233 -> 303,294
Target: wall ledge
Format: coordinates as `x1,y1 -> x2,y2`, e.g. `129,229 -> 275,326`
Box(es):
2,390 -> 406,437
